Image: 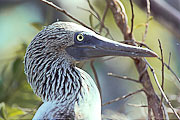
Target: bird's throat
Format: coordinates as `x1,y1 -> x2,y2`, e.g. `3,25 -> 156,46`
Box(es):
25,53 -> 82,102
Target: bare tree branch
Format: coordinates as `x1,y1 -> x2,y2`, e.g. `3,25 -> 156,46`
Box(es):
106,0 -> 164,119
157,57 -> 180,84
87,0 -> 101,20
142,0 -> 150,42
128,40 -> 180,84
161,102 -> 169,120
108,73 -> 140,83
90,60 -> 102,102
144,58 -> 180,119
86,0 -> 114,39
40,0 -> 95,32
106,0 -> 130,41
158,40 -> 165,109
127,103 -> 148,108
99,3 -> 109,33
129,0 -> 134,38
103,89 -> 144,106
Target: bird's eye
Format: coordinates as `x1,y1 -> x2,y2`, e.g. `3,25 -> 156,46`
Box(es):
76,34 -> 84,42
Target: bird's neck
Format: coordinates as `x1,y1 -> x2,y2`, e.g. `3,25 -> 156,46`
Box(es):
31,60 -> 101,119
27,53 -> 82,103
26,52 -> 101,119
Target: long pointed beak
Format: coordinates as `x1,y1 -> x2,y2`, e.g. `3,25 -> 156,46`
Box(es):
66,33 -> 157,61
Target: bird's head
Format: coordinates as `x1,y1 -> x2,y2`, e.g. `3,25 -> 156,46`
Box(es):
24,21 -> 157,101
27,21 -> 157,62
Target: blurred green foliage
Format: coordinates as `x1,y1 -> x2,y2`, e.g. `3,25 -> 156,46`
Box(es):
0,43 -> 41,119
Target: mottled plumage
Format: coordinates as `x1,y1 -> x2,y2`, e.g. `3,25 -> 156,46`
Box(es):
25,22 -> 101,119
24,21 -> 157,119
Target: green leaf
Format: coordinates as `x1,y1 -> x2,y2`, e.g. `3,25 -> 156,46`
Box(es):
0,102 -> 7,120
148,16 -> 153,22
7,107 -> 25,118
134,23 -> 145,30
134,16 -> 153,30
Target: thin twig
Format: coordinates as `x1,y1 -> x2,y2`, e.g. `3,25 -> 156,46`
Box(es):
77,7 -> 99,20
157,56 -> 180,84
102,89 -> 144,106
158,40 -> 169,120
104,27 -> 114,40
40,0 -> 95,32
158,40 -> 165,108
77,7 -> 97,29
144,58 -> 180,119
108,73 -> 140,83
126,38 -> 180,85
129,103 -> 152,119
78,5 -> 113,39
102,56 -> 116,62
99,3 -> 109,33
142,0 -> 151,42
166,107 -> 180,114
127,103 -> 148,108
133,41 -> 180,84
86,0 -> 114,39
129,0 -> 134,37
124,39 -> 180,84
135,41 -> 152,49
162,102 -> 170,120
139,64 -> 148,77
168,52 -> 171,67
90,60 -> 102,102
87,0 -> 101,20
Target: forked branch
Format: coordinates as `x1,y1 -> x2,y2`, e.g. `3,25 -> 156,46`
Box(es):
106,0 -> 164,119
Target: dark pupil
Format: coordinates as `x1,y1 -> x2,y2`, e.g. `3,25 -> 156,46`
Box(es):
79,35 -> 82,39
